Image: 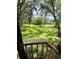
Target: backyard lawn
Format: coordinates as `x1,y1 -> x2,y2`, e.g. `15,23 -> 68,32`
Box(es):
21,24 -> 60,45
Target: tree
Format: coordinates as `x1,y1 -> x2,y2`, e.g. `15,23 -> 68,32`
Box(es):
17,21 -> 28,59
17,0 -> 28,59
40,0 -> 61,38
17,0 -> 33,25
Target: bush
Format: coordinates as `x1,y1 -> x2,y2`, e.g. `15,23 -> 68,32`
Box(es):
33,17 -> 44,25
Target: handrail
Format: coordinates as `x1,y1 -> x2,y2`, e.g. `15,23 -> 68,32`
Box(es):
23,39 -> 59,53
23,39 -> 59,59
45,42 -> 59,53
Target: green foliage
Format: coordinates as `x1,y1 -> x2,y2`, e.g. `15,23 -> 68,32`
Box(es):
40,0 -> 61,32
21,24 -> 60,45
33,17 -> 44,25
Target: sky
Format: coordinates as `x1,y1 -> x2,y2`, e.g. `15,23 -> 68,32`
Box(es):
33,9 -> 54,20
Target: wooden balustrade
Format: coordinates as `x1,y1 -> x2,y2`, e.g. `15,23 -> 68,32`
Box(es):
23,39 -> 59,59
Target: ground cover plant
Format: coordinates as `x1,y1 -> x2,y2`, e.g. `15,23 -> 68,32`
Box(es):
21,24 -> 60,45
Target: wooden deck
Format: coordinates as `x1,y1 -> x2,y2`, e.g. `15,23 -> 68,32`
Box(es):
17,39 -> 60,59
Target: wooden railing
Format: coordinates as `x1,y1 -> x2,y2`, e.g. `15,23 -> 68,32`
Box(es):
23,39 -> 59,59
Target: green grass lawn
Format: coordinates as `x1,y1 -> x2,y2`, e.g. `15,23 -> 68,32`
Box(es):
21,24 -> 60,45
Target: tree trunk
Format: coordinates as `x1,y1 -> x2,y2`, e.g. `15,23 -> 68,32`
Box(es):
51,0 -> 61,38
44,12 -> 47,25
17,21 -> 28,59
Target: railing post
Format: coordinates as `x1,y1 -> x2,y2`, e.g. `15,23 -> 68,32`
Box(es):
37,44 -> 38,59
42,44 -> 44,59
31,45 -> 33,59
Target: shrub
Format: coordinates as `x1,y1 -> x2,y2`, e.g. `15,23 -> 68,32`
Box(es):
33,17 -> 44,25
